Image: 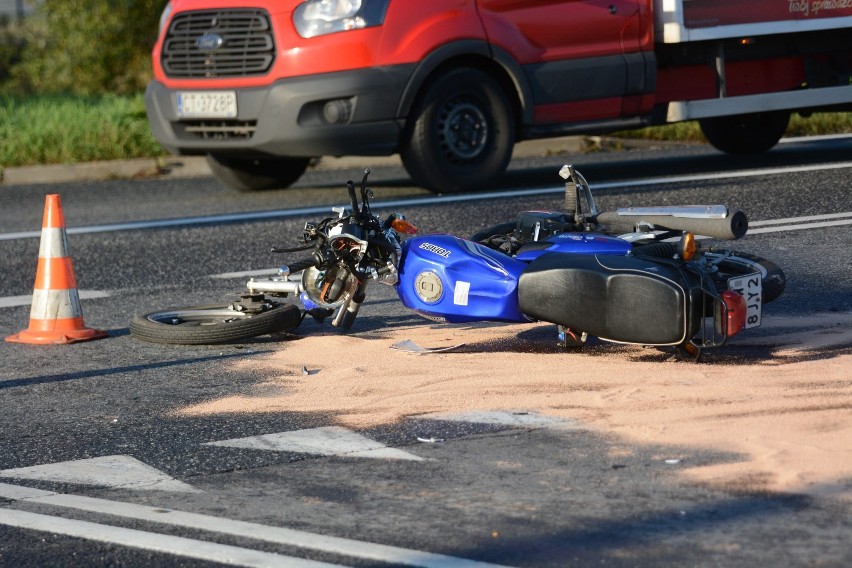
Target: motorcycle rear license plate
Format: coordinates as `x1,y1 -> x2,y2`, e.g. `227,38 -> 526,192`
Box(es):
727,272 -> 762,328
176,91 -> 237,118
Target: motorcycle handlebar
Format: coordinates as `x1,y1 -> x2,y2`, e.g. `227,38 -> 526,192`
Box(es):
284,257 -> 317,274
595,208 -> 748,240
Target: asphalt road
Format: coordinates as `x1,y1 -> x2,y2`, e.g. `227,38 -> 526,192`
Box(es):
0,137 -> 850,567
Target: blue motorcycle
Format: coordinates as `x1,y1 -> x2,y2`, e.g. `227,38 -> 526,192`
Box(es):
131,166 -> 785,359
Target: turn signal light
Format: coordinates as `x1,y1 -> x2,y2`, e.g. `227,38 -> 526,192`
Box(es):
391,219 -> 418,234
678,232 -> 697,260
720,290 -> 747,337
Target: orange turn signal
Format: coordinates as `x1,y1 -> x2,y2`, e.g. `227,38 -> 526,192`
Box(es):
391,219 -> 418,235
678,232 -> 697,261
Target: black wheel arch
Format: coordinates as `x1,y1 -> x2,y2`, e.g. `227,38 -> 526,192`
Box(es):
396,40 -> 533,134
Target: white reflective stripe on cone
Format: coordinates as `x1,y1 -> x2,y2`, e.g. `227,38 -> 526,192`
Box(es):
30,288 -> 82,320
38,228 -> 70,259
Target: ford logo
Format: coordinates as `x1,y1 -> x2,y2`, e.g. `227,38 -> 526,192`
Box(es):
195,33 -> 224,51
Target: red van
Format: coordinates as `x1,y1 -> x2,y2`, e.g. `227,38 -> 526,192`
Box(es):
145,1 -> 852,192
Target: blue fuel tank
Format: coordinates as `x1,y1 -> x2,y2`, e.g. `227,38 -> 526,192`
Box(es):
514,232 -> 632,262
396,235 -> 530,323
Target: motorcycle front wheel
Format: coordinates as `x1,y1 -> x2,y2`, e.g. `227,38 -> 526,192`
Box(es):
129,303 -> 302,345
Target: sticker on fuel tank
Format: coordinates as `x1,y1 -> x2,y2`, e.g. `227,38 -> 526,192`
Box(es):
453,281 -> 470,306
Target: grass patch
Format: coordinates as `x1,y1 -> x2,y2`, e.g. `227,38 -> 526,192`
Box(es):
1,94 -> 850,173
614,112 -> 852,142
0,93 -> 166,168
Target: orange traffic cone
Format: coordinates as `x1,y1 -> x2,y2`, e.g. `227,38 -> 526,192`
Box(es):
6,194 -> 108,345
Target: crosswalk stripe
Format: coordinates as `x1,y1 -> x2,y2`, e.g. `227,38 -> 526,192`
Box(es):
0,483 -> 513,568
0,508 -> 344,568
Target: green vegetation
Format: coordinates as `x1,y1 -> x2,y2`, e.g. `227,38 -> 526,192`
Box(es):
1,1 -> 850,176
1,93 -> 850,172
0,94 -> 166,168
615,112 -> 852,142
2,0 -> 164,95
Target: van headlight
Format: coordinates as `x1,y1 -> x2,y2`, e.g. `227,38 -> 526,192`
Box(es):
158,2 -> 173,38
293,0 -> 389,38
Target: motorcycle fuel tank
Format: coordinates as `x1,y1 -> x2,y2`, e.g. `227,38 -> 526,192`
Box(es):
514,232 -> 631,262
397,235 -> 530,323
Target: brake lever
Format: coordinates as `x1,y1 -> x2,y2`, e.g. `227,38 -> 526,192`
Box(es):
360,168 -> 373,215
270,243 -> 316,253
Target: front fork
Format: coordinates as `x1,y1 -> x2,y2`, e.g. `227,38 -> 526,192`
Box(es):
332,279 -> 368,329
245,271 -> 368,330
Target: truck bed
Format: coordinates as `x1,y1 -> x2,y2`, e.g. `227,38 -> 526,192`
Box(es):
655,0 -> 852,43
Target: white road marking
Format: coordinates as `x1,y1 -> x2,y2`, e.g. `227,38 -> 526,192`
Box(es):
415,410 -> 582,430
746,211 -> 852,235
1,160 -> 851,241
779,133 -> 852,144
749,211 -> 852,226
0,290 -> 110,308
204,210 -> 852,280
205,426 -> 424,461
0,508 -> 343,568
0,483 -> 514,568
0,455 -> 200,493
748,218 -> 852,235
211,268 -> 280,279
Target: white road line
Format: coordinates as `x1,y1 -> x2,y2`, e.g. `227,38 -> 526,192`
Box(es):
0,483 -> 514,568
749,211 -> 852,226
747,218 -> 852,235
212,268 -> 280,279
779,133 -> 852,144
0,290 -> 110,308
1,161 -> 851,241
0,508 -> 344,568
205,211 -> 852,279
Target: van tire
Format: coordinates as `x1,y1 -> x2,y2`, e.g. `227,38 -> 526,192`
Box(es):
206,154 -> 310,191
699,111 -> 790,154
401,67 -> 515,193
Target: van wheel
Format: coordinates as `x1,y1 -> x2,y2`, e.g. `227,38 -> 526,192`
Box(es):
699,111 -> 790,154
206,154 -> 310,191
402,67 -> 515,193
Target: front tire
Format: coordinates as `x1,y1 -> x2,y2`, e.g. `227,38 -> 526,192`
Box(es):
206,154 -> 310,191
401,67 -> 515,193
699,111 -> 790,154
130,302 -> 302,345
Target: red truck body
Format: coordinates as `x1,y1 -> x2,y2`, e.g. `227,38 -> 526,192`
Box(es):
145,0 -> 852,192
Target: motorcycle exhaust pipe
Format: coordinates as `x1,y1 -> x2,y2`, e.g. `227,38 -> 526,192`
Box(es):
596,206 -> 748,240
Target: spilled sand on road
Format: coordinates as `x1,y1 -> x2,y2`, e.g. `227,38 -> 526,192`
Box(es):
178,312 -> 852,501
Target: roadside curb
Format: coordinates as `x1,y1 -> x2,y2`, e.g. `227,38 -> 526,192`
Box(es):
0,137 -> 595,187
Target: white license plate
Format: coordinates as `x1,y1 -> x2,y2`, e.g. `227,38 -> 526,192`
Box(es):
728,272 -> 762,328
176,91 -> 237,118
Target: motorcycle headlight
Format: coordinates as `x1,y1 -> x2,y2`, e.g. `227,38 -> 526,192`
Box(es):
301,265 -> 358,309
293,0 -> 389,38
